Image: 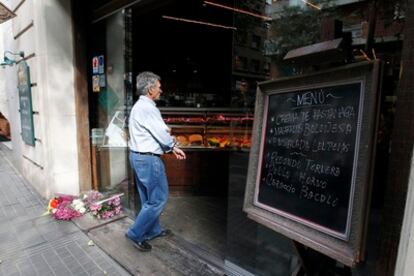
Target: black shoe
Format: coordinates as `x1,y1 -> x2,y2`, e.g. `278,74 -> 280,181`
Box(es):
151,229 -> 172,240
125,233 -> 152,252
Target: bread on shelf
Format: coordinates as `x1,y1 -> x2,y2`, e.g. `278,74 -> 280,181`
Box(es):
176,135 -> 189,146
188,134 -> 203,146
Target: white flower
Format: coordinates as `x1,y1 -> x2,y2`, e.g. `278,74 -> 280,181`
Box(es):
72,199 -> 83,206
71,199 -> 86,211
79,207 -> 86,214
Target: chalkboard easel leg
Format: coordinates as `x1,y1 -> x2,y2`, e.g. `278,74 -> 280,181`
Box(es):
292,265 -> 306,276
337,265 -> 352,276
293,241 -> 353,276
293,241 -> 312,276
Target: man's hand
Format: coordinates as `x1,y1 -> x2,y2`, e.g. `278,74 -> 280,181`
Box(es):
172,146 -> 186,160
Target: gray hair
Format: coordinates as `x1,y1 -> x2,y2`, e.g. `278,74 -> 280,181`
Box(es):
136,71 -> 161,96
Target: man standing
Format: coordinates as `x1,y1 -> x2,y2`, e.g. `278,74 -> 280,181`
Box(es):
126,71 -> 186,251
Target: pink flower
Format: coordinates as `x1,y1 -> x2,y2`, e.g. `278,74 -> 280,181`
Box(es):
87,193 -> 123,220
52,205 -> 81,220
45,191 -> 123,221
90,203 -> 102,211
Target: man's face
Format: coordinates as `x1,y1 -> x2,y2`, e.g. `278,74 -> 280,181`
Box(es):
240,81 -> 248,94
148,80 -> 162,101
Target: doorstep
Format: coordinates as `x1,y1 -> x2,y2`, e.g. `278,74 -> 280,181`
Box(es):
72,212 -> 127,232
84,216 -> 225,275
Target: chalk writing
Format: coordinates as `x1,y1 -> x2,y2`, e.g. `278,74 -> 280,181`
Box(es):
257,82 -> 362,234
296,90 -> 326,107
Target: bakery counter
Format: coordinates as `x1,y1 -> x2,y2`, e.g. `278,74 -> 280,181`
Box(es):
172,128 -> 251,150
162,150 -> 230,195
177,146 -> 250,152
162,107 -> 253,151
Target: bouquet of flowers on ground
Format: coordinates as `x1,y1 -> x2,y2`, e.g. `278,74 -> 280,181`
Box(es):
46,194 -> 84,220
89,194 -> 122,219
45,191 -> 123,220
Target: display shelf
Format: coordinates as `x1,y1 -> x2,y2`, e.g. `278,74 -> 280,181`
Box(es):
161,107 -> 253,150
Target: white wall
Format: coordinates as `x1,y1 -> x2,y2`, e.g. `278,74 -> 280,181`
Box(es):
0,1 -> 22,171
395,148 -> 414,276
0,0 -> 80,198
0,21 -> 8,118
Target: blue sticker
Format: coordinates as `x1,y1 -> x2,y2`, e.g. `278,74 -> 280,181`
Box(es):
98,55 -> 105,74
99,74 -> 106,87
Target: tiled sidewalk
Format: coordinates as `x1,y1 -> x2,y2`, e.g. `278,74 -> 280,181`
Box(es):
0,145 -> 130,276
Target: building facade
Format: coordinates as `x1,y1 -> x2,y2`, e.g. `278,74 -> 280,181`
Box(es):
0,0 -> 413,275
0,0 -> 85,198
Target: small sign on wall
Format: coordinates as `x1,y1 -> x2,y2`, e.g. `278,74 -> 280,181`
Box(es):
92,55 -> 105,93
99,74 -> 106,87
17,61 -> 35,146
92,56 -> 99,74
92,75 -> 100,92
98,55 -> 105,74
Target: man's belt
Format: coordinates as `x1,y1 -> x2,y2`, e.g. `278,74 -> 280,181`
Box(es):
130,150 -> 161,157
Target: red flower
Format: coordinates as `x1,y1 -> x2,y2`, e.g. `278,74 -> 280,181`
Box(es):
50,199 -> 59,209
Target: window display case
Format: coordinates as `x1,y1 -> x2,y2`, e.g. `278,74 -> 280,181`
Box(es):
161,107 -> 253,150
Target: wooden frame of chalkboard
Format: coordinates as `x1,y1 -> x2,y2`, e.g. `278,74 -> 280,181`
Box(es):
243,61 -> 382,266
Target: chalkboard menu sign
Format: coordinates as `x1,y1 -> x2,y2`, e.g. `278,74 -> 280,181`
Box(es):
243,61 -> 381,266
256,82 -> 362,239
17,61 -> 35,146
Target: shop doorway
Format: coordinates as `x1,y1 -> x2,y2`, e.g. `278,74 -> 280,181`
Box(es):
84,0 -> 406,274
129,0 -> 235,260
87,0 -> 271,270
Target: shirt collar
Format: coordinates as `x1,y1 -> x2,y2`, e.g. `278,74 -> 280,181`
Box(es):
139,95 -> 156,106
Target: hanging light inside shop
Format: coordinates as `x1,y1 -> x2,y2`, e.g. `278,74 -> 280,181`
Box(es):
162,15 -> 237,31
300,0 -> 322,10
203,1 -> 272,21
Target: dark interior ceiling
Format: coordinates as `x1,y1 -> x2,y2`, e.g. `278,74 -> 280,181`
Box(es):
131,0 -> 235,95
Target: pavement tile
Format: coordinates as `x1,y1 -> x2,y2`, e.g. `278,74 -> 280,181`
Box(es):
79,259 -> 95,268
15,260 -> 32,271
45,258 -> 65,268
0,145 -> 130,276
69,266 -> 89,275
5,273 -> 20,276
86,266 -> 105,274
1,262 -> 19,276
51,267 -> 72,275
94,257 -> 111,267
60,255 -> 76,265
0,230 -> 14,243
68,266 -> 87,275
0,245 -> 25,262
16,269 -> 35,276
33,268 -> 53,276
56,246 -> 70,255
105,267 -> 126,275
